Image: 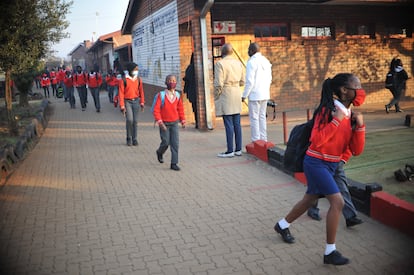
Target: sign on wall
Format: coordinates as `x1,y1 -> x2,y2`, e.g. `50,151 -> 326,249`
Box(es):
131,1 -> 181,89
213,21 -> 236,34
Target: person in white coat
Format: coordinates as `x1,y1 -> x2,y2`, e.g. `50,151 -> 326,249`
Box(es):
242,43 -> 272,142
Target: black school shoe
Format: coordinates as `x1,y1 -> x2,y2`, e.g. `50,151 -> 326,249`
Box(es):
346,216 -> 363,227
274,222 -> 295,243
170,164 -> 180,171
156,150 -> 164,163
324,250 -> 350,265
307,209 -> 322,221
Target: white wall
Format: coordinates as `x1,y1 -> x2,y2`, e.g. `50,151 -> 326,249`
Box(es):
131,1 -> 181,90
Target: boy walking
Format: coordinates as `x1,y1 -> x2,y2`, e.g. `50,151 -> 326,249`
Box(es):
153,75 -> 186,171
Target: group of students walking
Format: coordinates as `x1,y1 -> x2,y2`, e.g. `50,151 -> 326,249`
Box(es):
46,48 -> 407,266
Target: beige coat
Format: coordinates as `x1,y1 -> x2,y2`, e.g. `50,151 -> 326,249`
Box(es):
214,55 -> 245,116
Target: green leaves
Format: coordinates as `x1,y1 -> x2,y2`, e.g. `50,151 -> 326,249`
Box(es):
0,0 -> 72,73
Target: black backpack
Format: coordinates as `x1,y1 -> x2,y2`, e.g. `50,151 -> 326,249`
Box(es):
385,71 -> 395,90
283,119 -> 314,172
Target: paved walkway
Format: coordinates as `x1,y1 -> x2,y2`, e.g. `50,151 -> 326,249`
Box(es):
1,92 -> 413,275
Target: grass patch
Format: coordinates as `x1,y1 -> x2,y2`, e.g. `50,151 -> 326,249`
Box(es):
346,127 -> 414,204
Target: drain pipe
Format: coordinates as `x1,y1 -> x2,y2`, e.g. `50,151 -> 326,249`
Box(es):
200,0 -> 214,129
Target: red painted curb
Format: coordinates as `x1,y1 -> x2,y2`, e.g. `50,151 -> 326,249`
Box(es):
245,140 -> 275,162
371,191 -> 414,238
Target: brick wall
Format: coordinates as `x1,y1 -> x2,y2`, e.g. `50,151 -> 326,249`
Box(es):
210,3 -> 414,112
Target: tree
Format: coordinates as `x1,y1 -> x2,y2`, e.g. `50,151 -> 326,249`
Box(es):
0,0 -> 72,134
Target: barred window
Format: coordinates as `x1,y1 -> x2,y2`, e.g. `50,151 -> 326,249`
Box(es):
301,26 -> 333,39
254,23 -> 289,40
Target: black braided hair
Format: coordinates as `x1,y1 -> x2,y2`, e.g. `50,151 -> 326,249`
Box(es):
313,73 -> 354,128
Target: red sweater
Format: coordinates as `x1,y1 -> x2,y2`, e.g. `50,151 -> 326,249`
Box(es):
87,73 -> 102,88
50,71 -> 58,85
63,76 -> 74,88
306,110 -> 365,163
57,69 -> 66,82
152,90 -> 185,124
74,73 -> 87,87
106,75 -> 117,87
118,76 -> 145,109
41,77 -> 50,87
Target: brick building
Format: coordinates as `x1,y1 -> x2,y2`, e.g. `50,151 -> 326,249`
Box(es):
87,31 -> 132,74
69,40 -> 94,71
122,0 -> 413,130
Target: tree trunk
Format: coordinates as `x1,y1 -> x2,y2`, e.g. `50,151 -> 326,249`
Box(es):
19,90 -> 29,107
5,70 -> 19,136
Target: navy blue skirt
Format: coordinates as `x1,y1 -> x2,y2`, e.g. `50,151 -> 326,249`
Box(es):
303,155 -> 340,195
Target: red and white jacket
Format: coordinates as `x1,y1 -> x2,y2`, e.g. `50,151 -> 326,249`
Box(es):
41,76 -> 50,87
63,75 -> 74,88
74,72 -> 87,87
118,76 -> 145,109
87,72 -> 102,88
152,89 -> 185,125
306,106 -> 365,163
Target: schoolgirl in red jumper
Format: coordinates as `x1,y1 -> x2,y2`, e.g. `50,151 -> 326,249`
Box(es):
153,75 -> 186,171
274,73 -> 366,265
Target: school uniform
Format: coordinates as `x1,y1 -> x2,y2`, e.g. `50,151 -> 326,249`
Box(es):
304,101 -> 365,195
153,90 -> 185,166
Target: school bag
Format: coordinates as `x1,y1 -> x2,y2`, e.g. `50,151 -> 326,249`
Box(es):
283,118 -> 314,172
385,71 -> 395,90
150,91 -> 181,114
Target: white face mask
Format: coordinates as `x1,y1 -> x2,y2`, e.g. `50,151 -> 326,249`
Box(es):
132,70 -> 138,77
116,74 -> 122,79
124,70 -> 129,76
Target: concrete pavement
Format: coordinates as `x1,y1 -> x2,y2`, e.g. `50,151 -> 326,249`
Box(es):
0,91 -> 413,274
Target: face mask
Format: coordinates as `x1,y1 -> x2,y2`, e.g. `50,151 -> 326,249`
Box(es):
116,74 -> 122,79
132,70 -> 138,77
124,70 -> 129,76
352,89 -> 366,107
167,82 -> 177,90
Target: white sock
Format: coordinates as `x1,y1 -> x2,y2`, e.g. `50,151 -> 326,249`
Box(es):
325,243 -> 336,255
278,218 -> 290,230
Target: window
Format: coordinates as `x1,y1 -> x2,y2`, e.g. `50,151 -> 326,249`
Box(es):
346,23 -> 374,39
301,26 -> 333,39
385,24 -> 411,38
254,23 -> 289,41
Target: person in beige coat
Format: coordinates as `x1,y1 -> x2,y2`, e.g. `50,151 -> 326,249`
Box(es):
214,43 -> 245,158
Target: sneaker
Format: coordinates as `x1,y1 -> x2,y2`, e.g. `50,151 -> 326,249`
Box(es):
132,140 -> 138,146
324,250 -> 350,265
217,152 -> 234,158
396,109 -> 403,113
170,164 -> 180,171
274,222 -> 295,244
234,150 -> 242,156
385,105 -> 390,114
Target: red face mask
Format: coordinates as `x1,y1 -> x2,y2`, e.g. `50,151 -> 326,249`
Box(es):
352,89 -> 366,106
167,82 -> 177,90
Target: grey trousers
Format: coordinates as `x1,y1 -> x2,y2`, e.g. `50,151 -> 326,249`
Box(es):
157,121 -> 179,164
308,161 -> 358,220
